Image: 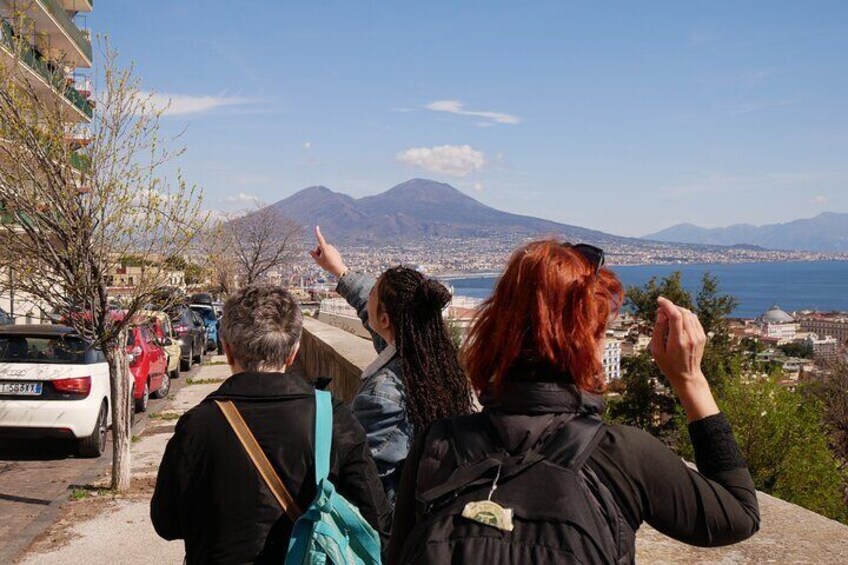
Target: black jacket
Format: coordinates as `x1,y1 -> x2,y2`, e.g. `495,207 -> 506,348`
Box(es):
151,371 -> 392,564
388,380 -> 761,564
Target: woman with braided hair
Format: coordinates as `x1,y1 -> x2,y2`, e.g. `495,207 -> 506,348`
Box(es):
310,226 -> 474,505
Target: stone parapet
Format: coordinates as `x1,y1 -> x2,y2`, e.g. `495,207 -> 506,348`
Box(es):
300,317 -> 376,403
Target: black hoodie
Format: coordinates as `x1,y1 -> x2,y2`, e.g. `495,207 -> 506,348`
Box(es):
151,371 -> 392,564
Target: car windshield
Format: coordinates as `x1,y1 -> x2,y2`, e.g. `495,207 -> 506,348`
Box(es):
190,307 -> 217,323
0,335 -> 87,363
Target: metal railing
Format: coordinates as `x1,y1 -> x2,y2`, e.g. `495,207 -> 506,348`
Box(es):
37,0 -> 92,63
0,19 -> 93,119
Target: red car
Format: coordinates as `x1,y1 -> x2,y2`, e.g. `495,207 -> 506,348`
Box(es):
126,324 -> 168,412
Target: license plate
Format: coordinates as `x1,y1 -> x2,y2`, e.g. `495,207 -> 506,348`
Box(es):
0,381 -> 43,396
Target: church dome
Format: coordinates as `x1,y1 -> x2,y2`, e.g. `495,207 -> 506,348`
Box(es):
759,304 -> 795,324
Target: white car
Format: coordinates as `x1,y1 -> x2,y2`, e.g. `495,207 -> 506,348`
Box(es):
0,325 -> 111,457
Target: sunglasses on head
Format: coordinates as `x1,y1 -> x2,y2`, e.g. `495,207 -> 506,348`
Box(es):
562,242 -> 605,275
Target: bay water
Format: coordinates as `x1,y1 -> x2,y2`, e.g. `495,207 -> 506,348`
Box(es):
446,261 -> 848,319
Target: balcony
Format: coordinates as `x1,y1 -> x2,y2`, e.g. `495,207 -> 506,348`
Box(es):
0,19 -> 93,121
27,0 -> 92,68
57,1 -> 93,13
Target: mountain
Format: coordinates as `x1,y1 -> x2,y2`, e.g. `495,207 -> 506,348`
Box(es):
269,179 -> 639,245
643,213 -> 848,252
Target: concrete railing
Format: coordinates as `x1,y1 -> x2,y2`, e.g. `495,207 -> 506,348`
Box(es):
300,317 -> 376,403
636,490 -> 848,563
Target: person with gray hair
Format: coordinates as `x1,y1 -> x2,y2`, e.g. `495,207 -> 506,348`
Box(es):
151,285 -> 392,564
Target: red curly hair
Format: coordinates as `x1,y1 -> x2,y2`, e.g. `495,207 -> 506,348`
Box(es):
463,239 -> 624,395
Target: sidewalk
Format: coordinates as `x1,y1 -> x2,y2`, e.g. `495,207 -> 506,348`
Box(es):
17,357 -> 232,565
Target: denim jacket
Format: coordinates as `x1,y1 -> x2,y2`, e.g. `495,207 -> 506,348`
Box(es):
336,271 -> 413,505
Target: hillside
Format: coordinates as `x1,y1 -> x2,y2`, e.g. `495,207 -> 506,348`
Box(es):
270,179 -> 640,246
644,213 -> 848,252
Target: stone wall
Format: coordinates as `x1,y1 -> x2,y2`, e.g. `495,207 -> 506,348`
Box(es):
300,317 -> 376,403
300,316 -> 848,563
316,311 -> 372,340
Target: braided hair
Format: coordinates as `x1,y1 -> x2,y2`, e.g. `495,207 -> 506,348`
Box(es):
377,266 -> 474,431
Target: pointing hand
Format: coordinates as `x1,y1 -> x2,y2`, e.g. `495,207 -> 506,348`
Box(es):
309,226 -> 347,277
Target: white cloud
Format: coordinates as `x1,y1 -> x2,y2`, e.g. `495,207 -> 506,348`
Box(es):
425,100 -> 521,125
472,182 -> 484,192
139,91 -> 251,116
812,195 -> 828,205
225,192 -> 262,205
396,145 -> 486,177
304,141 -> 312,150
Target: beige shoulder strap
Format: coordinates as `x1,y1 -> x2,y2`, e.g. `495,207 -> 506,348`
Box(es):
214,400 -> 302,521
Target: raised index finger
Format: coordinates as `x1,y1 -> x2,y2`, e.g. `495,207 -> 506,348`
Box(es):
315,225 -> 327,247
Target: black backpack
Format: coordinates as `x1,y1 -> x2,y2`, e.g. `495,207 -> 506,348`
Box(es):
399,412 -> 636,565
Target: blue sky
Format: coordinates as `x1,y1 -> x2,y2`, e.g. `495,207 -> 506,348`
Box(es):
94,1 -> 848,236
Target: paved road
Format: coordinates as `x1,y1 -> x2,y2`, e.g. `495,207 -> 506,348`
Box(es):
0,359 -> 207,563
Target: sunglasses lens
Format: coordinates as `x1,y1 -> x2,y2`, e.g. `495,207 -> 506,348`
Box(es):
572,244 -> 605,273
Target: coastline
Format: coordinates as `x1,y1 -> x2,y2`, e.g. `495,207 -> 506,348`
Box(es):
435,258 -> 848,280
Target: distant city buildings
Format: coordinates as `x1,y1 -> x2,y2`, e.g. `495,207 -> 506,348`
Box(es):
799,315 -> 848,348
603,338 -> 622,380
757,305 -> 799,343
806,333 -> 840,362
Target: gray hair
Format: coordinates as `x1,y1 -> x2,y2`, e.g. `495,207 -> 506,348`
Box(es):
220,285 -> 303,372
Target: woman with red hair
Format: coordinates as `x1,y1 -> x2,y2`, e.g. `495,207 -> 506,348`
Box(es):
388,240 -> 760,564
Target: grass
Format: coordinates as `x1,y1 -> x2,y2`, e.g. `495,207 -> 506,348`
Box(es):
69,486 -> 112,500
205,360 -> 227,366
131,434 -> 141,443
187,377 -> 226,385
69,487 -> 89,501
149,411 -> 181,421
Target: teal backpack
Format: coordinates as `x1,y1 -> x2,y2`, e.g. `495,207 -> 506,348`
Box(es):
285,389 -> 383,565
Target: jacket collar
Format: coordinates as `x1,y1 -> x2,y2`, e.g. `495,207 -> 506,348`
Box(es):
361,343 -> 398,380
203,370 -> 314,402
480,379 -> 605,416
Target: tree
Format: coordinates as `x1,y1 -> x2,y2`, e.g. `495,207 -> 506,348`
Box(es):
607,350 -> 677,442
614,272 -> 848,523
625,271 -> 692,326
812,360 -> 848,464
0,42 -> 204,490
218,204 -> 305,289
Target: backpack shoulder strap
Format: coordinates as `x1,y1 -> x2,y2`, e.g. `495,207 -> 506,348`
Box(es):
214,400 -> 301,521
538,415 -> 606,470
313,389 -> 333,485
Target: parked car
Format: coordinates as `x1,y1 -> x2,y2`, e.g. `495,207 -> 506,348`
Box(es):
168,305 -> 206,370
211,301 -> 224,319
125,323 -> 168,413
0,325 -> 111,457
190,292 -> 214,306
189,304 -> 220,352
0,307 -> 12,325
139,310 -> 181,382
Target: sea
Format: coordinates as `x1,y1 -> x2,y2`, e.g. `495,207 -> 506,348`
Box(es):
445,261 -> 848,319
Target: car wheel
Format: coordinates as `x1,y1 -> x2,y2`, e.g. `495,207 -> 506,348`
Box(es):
152,372 -> 170,399
135,381 -> 149,413
216,340 -> 222,353
77,402 -> 108,458
170,367 -> 180,381
193,343 -> 202,363
182,346 -> 194,371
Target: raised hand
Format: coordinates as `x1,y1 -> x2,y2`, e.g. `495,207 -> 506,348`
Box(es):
309,226 -> 347,277
651,296 -> 719,422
